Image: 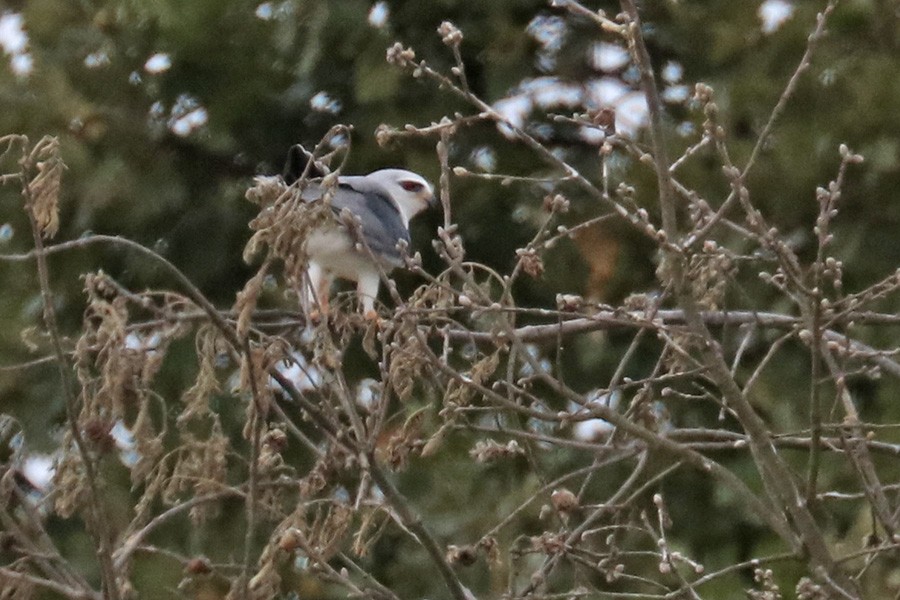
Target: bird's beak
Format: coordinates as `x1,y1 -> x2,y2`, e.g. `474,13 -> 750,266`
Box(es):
426,188 -> 440,210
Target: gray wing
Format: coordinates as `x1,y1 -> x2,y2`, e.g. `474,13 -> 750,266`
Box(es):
300,178 -> 410,267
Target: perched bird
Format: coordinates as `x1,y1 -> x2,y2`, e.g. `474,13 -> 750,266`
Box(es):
282,146 -> 436,319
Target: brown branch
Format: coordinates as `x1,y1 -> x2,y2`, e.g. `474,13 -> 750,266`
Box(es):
365,457 -> 470,600
0,231 -> 506,600
0,484 -> 93,594
114,489 -> 244,570
20,139 -> 121,600
617,0 -> 856,594
0,567 -> 102,600
239,339 -> 264,600
413,320 -> 796,542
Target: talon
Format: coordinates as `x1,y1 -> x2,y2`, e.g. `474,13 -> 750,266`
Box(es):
363,309 -> 382,326
308,306 -> 329,325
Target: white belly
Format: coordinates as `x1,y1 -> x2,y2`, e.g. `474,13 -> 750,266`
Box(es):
306,228 -> 380,282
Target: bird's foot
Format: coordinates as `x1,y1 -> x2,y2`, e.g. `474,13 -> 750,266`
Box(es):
363,309 -> 382,327
308,307 -> 329,325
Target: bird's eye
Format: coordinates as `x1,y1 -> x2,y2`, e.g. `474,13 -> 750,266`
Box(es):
400,181 -> 424,193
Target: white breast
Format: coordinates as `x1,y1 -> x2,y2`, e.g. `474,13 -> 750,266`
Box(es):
306,227 -> 381,282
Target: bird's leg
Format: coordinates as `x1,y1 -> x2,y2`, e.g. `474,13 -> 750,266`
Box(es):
316,276 -> 332,315
306,262 -> 332,323
356,271 -> 381,323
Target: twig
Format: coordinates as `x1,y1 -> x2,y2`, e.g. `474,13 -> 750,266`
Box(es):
0,567 -> 102,600
617,0 -> 856,593
365,457 -> 470,600
20,139 -> 122,600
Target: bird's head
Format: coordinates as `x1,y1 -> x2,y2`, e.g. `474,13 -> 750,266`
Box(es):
368,169 -> 437,226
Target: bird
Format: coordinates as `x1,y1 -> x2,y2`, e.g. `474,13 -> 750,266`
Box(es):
282,146 -> 437,320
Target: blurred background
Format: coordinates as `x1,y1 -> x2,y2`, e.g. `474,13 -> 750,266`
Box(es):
1,0 -> 899,597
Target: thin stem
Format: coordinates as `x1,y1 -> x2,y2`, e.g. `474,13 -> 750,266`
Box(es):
618,1 -> 856,593
21,143 -> 121,600
365,458 -> 469,600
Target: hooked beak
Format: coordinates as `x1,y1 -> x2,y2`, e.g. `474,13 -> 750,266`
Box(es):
426,187 -> 440,211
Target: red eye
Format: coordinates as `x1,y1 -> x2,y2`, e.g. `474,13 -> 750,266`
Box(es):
400,180 -> 424,192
